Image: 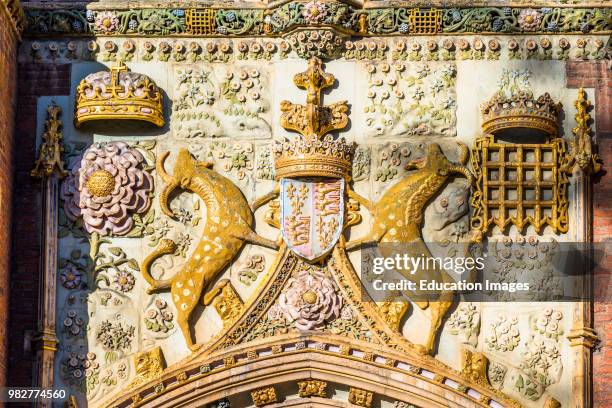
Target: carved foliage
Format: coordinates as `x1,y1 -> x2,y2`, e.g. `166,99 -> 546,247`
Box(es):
460,349 -> 490,387
172,66 -> 271,139
251,387 -> 277,407
364,62 -> 456,138
130,347 -> 165,388
447,303 -> 480,346
348,387 -> 373,408
485,315 -> 520,352
298,379 -> 328,398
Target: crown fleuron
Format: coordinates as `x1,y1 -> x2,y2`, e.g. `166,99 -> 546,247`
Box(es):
274,57 -> 354,180
74,61 -> 164,128
481,69 -> 561,136
481,91 -> 561,135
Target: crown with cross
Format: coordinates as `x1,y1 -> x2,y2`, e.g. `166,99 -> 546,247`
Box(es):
74,60 -> 165,128
273,57 -> 355,180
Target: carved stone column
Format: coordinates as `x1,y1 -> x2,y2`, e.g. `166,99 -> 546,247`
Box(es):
566,89 -> 602,408
568,171 -> 599,408
31,104 -> 67,401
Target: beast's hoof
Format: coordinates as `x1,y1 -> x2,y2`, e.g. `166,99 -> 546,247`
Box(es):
189,343 -> 203,352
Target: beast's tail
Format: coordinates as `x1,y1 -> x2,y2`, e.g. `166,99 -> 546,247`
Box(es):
140,238 -> 178,293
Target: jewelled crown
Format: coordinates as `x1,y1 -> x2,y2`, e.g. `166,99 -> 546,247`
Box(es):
274,57 -> 355,180
481,69 -> 561,136
74,61 -> 165,128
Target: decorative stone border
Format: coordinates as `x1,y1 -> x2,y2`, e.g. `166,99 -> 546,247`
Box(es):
20,35 -> 610,63
23,3 -> 611,37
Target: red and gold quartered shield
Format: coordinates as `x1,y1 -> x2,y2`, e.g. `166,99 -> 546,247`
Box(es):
280,177 -> 344,261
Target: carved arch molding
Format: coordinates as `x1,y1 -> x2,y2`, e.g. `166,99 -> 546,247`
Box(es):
108,343 -> 501,408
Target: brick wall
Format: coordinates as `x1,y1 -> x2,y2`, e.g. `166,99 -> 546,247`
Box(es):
6,62 -> 71,387
0,4 -> 19,388
566,60 -> 612,407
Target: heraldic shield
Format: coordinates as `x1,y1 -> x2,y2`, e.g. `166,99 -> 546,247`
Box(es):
280,177 -> 345,261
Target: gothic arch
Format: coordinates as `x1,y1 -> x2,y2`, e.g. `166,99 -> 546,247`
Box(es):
105,334 -> 517,408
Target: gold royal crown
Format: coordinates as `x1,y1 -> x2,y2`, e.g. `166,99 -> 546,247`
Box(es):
481,90 -> 561,136
274,57 -> 355,180
74,61 -> 164,128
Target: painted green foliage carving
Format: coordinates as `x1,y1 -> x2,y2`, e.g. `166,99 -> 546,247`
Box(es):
25,5 -> 611,36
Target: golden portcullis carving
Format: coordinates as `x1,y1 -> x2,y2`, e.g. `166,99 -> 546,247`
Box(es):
470,134 -> 571,234
140,149 -> 277,351
74,60 -> 164,128
185,8 -> 216,35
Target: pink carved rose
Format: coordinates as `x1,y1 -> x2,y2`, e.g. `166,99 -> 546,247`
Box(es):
302,0 -> 327,23
518,9 -> 542,32
95,11 -> 119,33
61,142 -> 153,236
278,268 -> 342,330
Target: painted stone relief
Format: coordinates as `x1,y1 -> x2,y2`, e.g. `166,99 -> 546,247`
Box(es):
172,65 -> 271,139
364,62 -> 457,138
37,12 -> 601,405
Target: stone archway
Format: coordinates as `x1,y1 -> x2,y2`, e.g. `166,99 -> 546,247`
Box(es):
105,336 -> 517,408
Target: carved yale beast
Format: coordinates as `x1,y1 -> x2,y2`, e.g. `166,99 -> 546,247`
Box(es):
348,143 -> 477,354
141,149 -> 277,350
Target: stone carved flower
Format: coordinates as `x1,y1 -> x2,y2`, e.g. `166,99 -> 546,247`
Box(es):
96,320 -> 135,352
61,142 -> 153,236
540,38 -> 552,50
63,309 -> 85,336
518,9 -> 542,32
278,269 -> 342,330
61,265 -> 83,290
122,40 -> 136,55
143,41 -> 155,53
525,39 -> 538,51
442,39 -> 454,50
95,11 -> 119,33
113,270 -> 135,292
473,39 -> 485,51
302,0 -> 327,23
104,41 -> 116,52
457,39 -> 470,51
65,352 -> 98,383
144,298 -> 175,333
